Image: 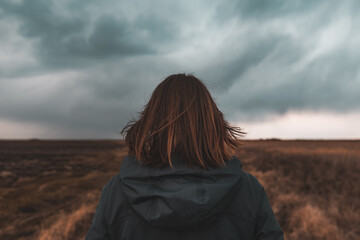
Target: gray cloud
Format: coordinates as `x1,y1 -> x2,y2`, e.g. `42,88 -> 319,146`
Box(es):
0,55 -> 180,137
201,33 -> 301,93
219,43 -> 360,121
215,0 -> 323,21
0,0 -> 179,69
0,0 -> 359,138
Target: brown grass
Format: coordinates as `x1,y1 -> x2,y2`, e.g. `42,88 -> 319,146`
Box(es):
0,139 -> 359,239
37,199 -> 97,240
0,140 -> 126,240
237,140 -> 360,240
288,203 -> 341,240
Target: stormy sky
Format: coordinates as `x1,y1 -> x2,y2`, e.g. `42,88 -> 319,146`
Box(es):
0,0 -> 359,139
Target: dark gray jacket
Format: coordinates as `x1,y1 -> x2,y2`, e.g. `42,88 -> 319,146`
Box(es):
85,154 -> 284,239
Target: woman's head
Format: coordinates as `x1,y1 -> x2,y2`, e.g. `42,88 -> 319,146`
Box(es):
120,73 -> 246,169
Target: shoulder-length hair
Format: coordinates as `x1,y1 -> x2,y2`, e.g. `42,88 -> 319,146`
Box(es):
120,73 -> 246,169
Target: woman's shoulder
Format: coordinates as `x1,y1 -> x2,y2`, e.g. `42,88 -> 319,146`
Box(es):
242,170 -> 263,188
231,164 -> 264,198
100,174 -> 121,195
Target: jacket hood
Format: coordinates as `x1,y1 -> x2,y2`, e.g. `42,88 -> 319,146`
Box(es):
119,154 -> 243,231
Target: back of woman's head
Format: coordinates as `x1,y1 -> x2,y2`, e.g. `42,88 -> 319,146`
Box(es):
120,73 -> 246,169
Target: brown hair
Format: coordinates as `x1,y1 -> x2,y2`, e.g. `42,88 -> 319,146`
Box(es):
120,73 -> 246,169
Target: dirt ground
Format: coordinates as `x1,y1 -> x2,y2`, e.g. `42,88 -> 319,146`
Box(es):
0,139 -> 359,240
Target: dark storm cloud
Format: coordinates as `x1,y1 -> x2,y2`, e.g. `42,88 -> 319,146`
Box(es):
219,43 -> 360,121
0,0 -> 178,69
0,0 -> 359,138
215,0 -> 323,21
0,57 -> 180,136
201,33 -> 304,93
205,0 -> 360,121
68,14 -> 153,57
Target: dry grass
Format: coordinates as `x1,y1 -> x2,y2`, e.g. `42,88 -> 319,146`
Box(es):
0,140 -> 126,240
37,197 -> 97,240
1,139 -> 359,239
237,139 -> 360,240
288,204 -> 341,240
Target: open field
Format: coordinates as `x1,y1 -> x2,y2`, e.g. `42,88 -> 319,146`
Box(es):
0,139 -> 359,239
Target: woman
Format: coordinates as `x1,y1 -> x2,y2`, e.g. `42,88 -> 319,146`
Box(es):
85,73 -> 284,240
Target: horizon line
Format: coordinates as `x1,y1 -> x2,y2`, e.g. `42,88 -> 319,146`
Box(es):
1,138 -> 360,141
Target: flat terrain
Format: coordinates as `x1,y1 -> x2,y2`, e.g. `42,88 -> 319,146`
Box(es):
0,139 -> 359,240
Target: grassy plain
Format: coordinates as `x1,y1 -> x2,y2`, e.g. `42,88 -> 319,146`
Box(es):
0,139 -> 359,239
